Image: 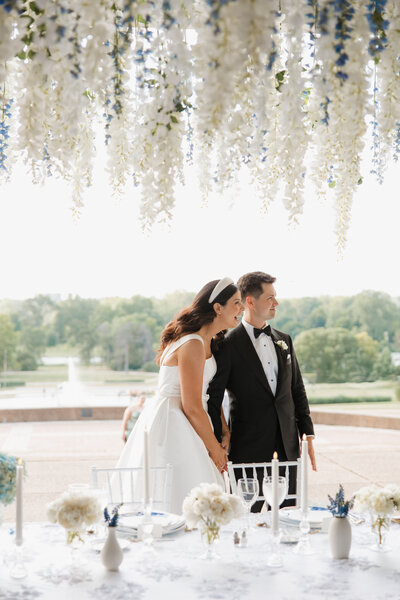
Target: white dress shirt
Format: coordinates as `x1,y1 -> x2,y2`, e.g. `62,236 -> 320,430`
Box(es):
242,318 -> 278,396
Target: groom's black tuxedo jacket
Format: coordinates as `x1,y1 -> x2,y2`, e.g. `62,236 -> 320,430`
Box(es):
208,323 -> 314,463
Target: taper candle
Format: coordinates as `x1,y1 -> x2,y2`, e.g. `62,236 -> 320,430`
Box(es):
301,434 -> 308,516
271,451 -> 279,536
143,427 -> 150,505
15,458 -> 23,546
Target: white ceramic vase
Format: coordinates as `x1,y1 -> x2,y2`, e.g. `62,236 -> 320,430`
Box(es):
328,516 -> 351,559
100,527 -> 123,571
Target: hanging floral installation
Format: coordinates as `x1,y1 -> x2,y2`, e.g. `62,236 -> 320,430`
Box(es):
0,0 -> 399,247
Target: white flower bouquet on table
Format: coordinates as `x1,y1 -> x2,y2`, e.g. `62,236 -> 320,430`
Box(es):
46,488 -> 103,544
183,483 -> 244,550
354,483 -> 400,549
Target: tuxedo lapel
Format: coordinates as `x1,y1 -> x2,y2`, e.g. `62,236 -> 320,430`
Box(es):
270,328 -> 285,397
233,324 -> 274,395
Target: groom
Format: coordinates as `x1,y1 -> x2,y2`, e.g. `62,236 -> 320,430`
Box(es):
208,271 -> 316,510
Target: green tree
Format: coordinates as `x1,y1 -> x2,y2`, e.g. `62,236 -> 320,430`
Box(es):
0,314 -> 18,370
372,346 -> 396,379
354,332 -> 379,382
295,327 -> 359,383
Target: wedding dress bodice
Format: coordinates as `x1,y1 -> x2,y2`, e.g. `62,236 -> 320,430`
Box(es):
157,334 -> 216,412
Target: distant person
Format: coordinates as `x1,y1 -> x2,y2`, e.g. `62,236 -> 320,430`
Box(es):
122,394 -> 146,442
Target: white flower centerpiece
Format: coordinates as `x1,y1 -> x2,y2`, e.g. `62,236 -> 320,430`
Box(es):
182,483 -> 244,559
46,487 -> 103,546
354,483 -> 400,551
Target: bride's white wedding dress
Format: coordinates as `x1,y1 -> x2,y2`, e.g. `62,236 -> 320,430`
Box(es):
116,334 -> 224,514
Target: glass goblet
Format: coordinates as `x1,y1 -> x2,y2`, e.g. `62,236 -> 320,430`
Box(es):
262,476 -> 288,510
263,476 -> 288,567
237,478 -> 259,534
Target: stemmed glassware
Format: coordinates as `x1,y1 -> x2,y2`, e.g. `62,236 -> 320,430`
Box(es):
237,478 -> 259,534
263,475 -> 288,567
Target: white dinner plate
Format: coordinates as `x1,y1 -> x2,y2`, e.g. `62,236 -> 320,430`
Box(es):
279,506 -> 330,528
118,511 -> 186,535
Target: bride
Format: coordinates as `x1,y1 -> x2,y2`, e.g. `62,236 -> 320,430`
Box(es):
116,277 -> 243,514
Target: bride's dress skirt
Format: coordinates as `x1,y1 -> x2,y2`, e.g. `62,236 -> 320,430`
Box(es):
116,394 -> 224,514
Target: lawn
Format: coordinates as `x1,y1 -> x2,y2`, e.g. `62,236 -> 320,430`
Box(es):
1,364 -> 158,386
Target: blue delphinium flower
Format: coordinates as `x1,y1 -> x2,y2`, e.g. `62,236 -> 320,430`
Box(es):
104,505 -> 120,527
328,484 -> 354,517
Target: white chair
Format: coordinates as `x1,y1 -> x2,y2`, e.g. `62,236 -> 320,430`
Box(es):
90,465 -> 173,513
227,459 -> 301,507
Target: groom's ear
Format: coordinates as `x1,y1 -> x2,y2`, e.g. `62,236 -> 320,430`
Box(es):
245,295 -> 254,310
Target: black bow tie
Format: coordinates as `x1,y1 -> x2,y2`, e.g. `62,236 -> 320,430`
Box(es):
253,325 -> 272,339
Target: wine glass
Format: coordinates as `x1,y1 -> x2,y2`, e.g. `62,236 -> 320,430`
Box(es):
262,476 -> 288,510
262,475 -> 288,567
237,478 -> 259,534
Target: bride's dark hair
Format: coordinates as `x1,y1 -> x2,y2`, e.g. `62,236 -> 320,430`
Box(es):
157,279 -> 238,364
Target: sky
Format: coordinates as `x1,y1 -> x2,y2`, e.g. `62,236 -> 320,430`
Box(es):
0,155 -> 399,302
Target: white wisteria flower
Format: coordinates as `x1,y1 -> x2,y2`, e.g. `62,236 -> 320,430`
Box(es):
0,2 -> 400,244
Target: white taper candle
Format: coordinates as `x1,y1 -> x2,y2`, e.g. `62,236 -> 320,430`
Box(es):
143,427 -> 150,506
301,434 -> 308,516
15,459 -> 23,546
271,451 -> 279,536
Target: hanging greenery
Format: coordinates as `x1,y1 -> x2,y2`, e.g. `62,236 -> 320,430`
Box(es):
0,0 -> 399,248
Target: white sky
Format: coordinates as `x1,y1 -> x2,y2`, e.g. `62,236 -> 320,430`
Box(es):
0,156 -> 399,301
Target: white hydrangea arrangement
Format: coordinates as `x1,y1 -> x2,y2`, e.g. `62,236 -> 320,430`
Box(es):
182,483 -> 244,544
354,483 -> 400,516
354,483 -> 400,546
46,488 -> 103,544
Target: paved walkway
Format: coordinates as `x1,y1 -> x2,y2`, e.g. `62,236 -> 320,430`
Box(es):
1,420 -> 400,522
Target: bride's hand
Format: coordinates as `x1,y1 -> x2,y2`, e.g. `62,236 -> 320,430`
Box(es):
209,444 -> 228,473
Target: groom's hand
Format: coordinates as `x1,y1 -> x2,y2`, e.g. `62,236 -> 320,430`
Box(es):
221,429 -> 230,452
307,437 -> 317,471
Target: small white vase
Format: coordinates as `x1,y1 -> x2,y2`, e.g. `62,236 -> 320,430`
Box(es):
328,516 -> 351,559
101,527 -> 123,571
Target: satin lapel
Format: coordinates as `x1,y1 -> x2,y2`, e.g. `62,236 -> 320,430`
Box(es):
233,324 -> 274,395
270,328 -> 285,396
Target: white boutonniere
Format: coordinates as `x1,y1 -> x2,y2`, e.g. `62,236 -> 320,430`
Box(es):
275,340 -> 288,351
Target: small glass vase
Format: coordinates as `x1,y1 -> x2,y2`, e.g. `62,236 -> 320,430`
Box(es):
200,520 -> 220,560
370,514 -> 391,552
66,529 -> 89,577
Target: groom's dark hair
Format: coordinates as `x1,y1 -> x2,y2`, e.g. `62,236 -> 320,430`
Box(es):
237,271 -> 276,301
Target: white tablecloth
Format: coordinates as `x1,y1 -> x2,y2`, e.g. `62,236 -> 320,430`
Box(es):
1,516 -> 399,600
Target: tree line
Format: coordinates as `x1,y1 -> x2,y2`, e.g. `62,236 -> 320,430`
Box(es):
0,290 -> 399,383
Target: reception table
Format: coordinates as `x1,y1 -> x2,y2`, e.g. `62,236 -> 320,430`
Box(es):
1,516 -> 399,600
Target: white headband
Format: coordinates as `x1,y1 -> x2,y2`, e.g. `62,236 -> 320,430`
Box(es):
208,277 -> 234,304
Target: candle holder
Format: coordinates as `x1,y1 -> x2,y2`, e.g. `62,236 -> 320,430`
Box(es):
139,500 -> 156,554
266,530 -> 283,567
293,511 -> 314,555
9,542 -> 27,579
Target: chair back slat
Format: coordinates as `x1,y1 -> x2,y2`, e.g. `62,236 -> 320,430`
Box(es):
90,465 -> 173,512
227,460 -> 301,505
